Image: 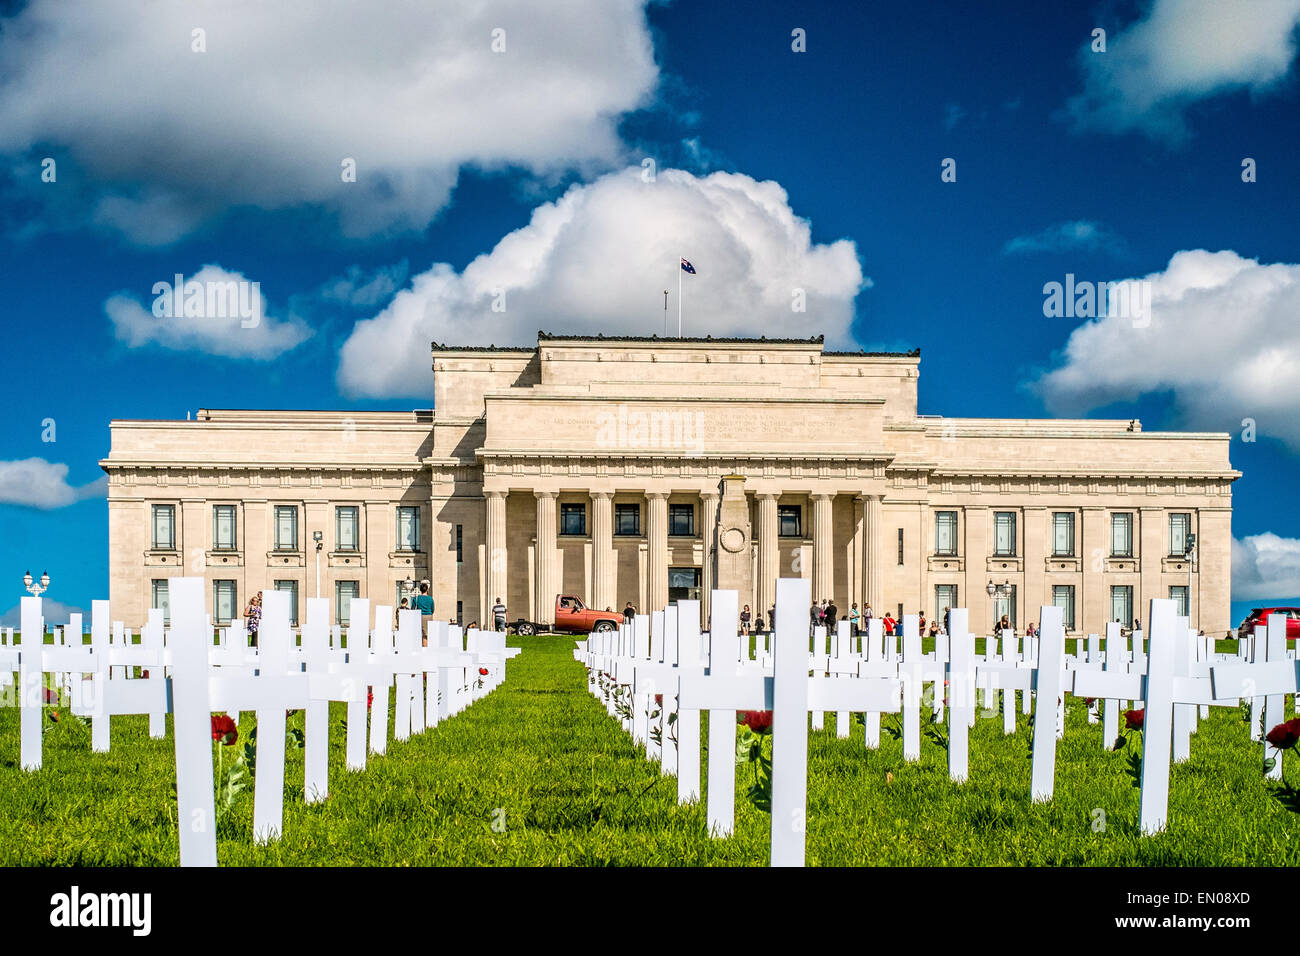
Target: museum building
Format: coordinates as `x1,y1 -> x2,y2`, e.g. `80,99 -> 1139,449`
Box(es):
101,332 -> 1237,635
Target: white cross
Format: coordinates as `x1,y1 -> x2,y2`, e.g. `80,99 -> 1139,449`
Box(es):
1212,612 -> 1296,782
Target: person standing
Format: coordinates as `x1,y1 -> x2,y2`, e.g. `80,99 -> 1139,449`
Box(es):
882,610 -> 895,636
809,601 -> 820,637
849,602 -> 860,636
414,581 -> 435,618
740,604 -> 752,636
492,596 -> 507,632
824,598 -> 838,632
623,601 -> 636,623
943,605 -> 951,636
243,590 -> 262,647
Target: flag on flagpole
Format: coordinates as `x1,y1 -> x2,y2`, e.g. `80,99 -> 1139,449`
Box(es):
680,257 -> 696,274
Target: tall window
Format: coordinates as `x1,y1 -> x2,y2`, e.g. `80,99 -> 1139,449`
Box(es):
151,579 -> 170,624
1170,585 -> 1189,617
897,527 -> 904,565
993,512 -> 1017,557
1169,512 -> 1191,556
274,579 -> 299,626
1111,585 -> 1133,627
213,505 -> 237,551
934,511 -> 958,556
993,585 -> 1017,629
151,504 -> 176,550
336,506 -> 359,551
336,580 -> 360,626
1051,512 -> 1075,557
455,524 -> 463,563
213,579 -> 237,625
396,506 -> 420,551
560,503 -> 586,535
1110,512 -> 1133,557
274,505 -> 298,551
669,503 -> 695,536
935,584 -> 958,623
1052,585 -> 1075,630
615,503 -> 641,536
778,505 -> 801,537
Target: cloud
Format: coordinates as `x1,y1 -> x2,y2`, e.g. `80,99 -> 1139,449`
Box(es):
1002,220 -> 1125,256
0,459 -> 107,509
0,598 -> 89,630
318,262 -> 411,308
105,264 -> 311,359
1033,249 -> 1300,446
943,103 -> 967,131
1233,533 -> 1300,602
0,0 -> 658,244
1065,0 -> 1300,143
336,167 -> 867,398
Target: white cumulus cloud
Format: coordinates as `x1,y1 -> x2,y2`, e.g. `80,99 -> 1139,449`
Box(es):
0,0 -> 658,243
336,167 -> 867,398
1233,533 -> 1300,601
105,264 -> 311,359
0,459 -> 107,509
1065,0 -> 1300,143
1032,249 -> 1300,449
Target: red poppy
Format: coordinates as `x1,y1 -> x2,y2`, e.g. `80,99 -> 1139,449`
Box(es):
141,669 -> 150,679
739,710 -> 774,734
1084,698 -> 1096,707
42,686 -> 61,705
49,710 -> 60,723
1124,708 -> 1144,731
479,667 -> 489,676
1265,717 -> 1300,751
654,694 -> 663,705
210,714 -> 238,746
367,690 -> 374,710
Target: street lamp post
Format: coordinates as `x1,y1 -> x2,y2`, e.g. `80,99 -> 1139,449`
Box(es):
23,570 -> 50,597
986,579 -> 1012,632
313,531 -> 323,598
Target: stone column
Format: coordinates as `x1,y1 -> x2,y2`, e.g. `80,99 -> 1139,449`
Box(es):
812,493 -> 834,604
647,492 -> 669,613
864,493 -> 882,615
534,491 -> 557,626
486,491 -> 507,613
591,491 -> 613,611
700,491 -> 719,623
757,493 -> 779,623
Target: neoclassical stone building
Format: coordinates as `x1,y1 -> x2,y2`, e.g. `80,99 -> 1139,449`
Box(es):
102,332 -> 1236,634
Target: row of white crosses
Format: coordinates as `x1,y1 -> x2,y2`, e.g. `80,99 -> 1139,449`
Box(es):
5,577 -> 516,866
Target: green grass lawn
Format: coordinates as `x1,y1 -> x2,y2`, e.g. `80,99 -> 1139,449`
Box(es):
1,635 -> 1297,865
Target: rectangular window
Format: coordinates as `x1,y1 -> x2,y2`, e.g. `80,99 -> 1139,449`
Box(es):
897,527 -> 904,566
669,503 -> 695,536
1169,512 -> 1191,556
560,503 -> 586,536
336,580 -> 359,626
1170,585 -> 1189,617
993,585 -> 1018,630
934,511 -> 958,556
455,524 -> 463,563
935,584 -> 958,624
213,505 -> 237,551
274,579 -> 299,626
336,506 -> 359,551
213,579 -> 237,626
615,503 -> 641,536
993,512 -> 1017,557
274,505 -> 298,551
778,505 -> 801,538
1052,584 -> 1075,630
151,579 -> 170,625
1110,585 -> 1133,628
151,504 -> 176,551
1110,512 -> 1133,557
396,506 -> 420,551
1052,512 -> 1075,557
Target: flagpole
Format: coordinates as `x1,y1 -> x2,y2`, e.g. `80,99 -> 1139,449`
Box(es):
678,257 -> 683,338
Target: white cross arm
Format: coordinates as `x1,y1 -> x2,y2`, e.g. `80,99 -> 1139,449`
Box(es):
976,662 -> 1035,692
807,678 -> 902,714
1212,660 -> 1298,699
208,674 -> 311,712
678,672 -> 771,711
1071,669 -> 1143,699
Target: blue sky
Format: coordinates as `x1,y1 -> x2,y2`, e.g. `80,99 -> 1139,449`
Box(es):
1,0 -> 1299,626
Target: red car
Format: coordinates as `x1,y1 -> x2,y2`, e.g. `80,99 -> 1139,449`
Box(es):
1238,607 -> 1300,639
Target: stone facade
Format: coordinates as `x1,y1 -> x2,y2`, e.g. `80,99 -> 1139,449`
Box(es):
101,333 -> 1238,635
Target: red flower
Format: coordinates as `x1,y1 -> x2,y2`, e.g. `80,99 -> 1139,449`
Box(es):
739,710 -> 774,734
42,686 -> 58,705
49,710 -> 60,723
210,714 -> 238,746
1124,708 -> 1144,732
479,667 -> 489,676
654,694 -> 663,705
1265,717 -> 1300,751
367,690 -> 374,710
141,669 -> 150,679
1084,698 -> 1096,707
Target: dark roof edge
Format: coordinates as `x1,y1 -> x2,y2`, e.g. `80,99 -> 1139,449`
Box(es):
431,342 -> 536,353
537,331 -> 825,345
824,348 -> 921,358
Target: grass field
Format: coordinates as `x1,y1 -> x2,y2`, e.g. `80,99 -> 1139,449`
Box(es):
2,634 -> 1297,866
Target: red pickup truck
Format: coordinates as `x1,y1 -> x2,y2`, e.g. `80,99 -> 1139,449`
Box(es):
512,595 -> 625,636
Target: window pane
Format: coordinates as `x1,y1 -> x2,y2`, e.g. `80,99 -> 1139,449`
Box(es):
1169,585 -> 1189,617
1111,513 -> 1132,556
560,504 -> 586,535
152,579 -> 170,624
1052,513 -> 1074,556
275,506 -> 297,550
274,580 -> 299,625
1110,585 -> 1132,626
935,512 -> 956,555
1169,513 -> 1189,555
779,506 -> 800,537
214,505 -> 236,550
994,512 -> 1015,555
1052,585 -> 1074,629
337,507 -> 358,550
336,581 -> 358,625
935,584 -> 957,622
397,506 -> 419,550
615,505 -> 640,535
152,505 -> 175,550
669,504 -> 694,536
214,580 -> 236,624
